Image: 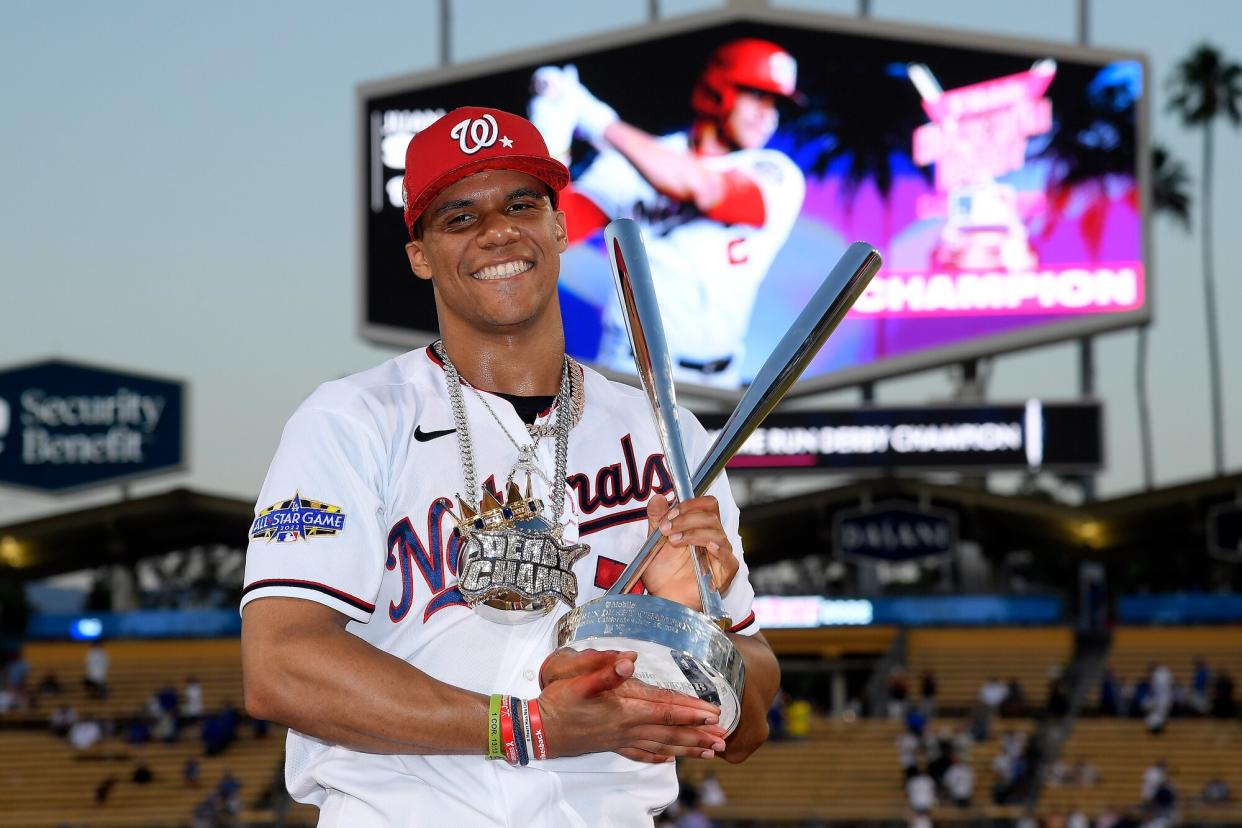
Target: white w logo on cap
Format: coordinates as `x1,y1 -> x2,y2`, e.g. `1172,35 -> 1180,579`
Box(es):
450,114 -> 499,155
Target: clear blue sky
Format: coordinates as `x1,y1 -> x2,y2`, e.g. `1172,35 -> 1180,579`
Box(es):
1,0 -> 1240,523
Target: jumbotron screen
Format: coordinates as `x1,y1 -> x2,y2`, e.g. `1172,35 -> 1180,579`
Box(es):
360,11 -> 1147,394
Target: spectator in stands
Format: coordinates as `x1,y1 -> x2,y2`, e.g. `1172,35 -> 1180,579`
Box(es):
183,757 -> 201,787
68,717 -> 103,750
1048,677 -> 1071,718
1001,677 -> 1027,717
944,755 -> 975,808
1074,757 -> 1099,788
887,668 -> 911,720
217,771 -> 243,817
49,704 -> 78,737
767,691 -> 787,741
698,771 -> 726,807
1146,663 -> 1173,732
201,702 -> 239,757
125,711 -> 151,745
5,650 -> 30,698
156,684 -> 179,716
1191,658 -> 1211,714
131,761 -> 154,785
906,764 -> 936,816
979,676 -> 1009,713
36,671 -> 61,697
1200,777 -> 1232,805
897,728 -> 920,780
786,696 -> 812,740
920,670 -> 937,718
184,676 -> 204,721
1150,776 -> 1177,822
969,702 -> 992,742
1066,808 -> 1090,828
94,775 -> 118,806
83,641 -> 109,698
904,704 -> 927,738
1211,670 -> 1236,719
927,727 -> 954,786
951,725 -> 974,757
1140,760 -> 1168,805
1128,675 -> 1152,718
1099,669 -> 1121,716
154,709 -> 179,743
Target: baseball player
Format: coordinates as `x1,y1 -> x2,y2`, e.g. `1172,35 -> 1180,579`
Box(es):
529,39 -> 807,388
241,107 -> 779,826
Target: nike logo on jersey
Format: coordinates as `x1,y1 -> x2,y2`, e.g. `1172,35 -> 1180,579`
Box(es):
414,426 -> 456,442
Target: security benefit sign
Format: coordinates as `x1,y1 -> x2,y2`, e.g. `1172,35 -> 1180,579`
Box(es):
701,399 -> 1101,472
834,501 -> 959,562
0,361 -> 184,492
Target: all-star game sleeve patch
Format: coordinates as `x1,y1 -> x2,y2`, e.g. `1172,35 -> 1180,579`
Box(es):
250,492 -> 347,543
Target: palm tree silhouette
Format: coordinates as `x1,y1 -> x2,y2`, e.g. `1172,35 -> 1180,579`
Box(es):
1167,43 -> 1242,477
1138,145 -> 1193,489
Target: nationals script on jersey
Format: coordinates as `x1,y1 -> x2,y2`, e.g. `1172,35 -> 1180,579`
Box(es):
577,132 -> 805,376
241,347 -> 758,827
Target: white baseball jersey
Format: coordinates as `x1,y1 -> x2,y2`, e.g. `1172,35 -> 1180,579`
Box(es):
241,346 -> 759,828
574,132 -> 805,383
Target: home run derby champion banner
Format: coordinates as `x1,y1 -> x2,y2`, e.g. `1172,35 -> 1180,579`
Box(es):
359,9 -> 1148,394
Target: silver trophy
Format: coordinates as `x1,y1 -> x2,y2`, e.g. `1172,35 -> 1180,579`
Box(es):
556,219 -> 882,734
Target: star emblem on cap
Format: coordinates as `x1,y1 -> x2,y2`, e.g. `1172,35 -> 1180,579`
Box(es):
500,135 -> 513,148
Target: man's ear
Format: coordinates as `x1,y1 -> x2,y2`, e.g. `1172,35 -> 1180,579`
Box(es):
554,210 -> 568,253
406,239 -> 433,281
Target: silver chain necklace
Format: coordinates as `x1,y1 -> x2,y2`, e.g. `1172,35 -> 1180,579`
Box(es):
434,340 -> 575,534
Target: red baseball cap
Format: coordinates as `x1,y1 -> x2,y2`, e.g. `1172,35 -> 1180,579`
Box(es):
402,106 -> 570,237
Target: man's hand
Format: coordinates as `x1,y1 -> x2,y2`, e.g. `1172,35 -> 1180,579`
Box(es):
640,495 -> 740,610
529,66 -> 579,158
536,648 -> 727,763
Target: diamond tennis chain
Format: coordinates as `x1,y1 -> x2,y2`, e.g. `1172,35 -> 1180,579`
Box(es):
433,340 -> 579,534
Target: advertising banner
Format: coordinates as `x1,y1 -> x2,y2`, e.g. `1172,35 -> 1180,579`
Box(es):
698,399 -> 1102,472
0,361 -> 184,492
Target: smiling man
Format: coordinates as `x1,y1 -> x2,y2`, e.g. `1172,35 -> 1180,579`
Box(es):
240,107 -> 779,827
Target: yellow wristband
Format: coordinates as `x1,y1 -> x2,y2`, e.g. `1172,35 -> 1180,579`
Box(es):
487,694 -> 504,760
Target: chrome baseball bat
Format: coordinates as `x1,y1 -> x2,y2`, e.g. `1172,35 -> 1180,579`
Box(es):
606,235 -> 883,597
605,218 -> 728,624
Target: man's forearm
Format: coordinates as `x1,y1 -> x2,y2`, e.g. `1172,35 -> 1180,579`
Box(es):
243,599 -> 488,755
721,631 -> 780,763
602,120 -> 724,210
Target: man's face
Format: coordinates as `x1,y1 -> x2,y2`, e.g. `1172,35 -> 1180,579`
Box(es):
726,88 -> 780,150
405,169 -> 567,337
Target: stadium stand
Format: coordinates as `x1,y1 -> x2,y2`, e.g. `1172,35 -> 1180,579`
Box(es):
1039,718 -> 1242,824
905,627 -> 1074,712
678,717 -> 1036,824
1104,625 -> 1242,693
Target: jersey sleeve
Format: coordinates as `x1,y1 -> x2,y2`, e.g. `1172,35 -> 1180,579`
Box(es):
240,404 -> 388,623
734,150 -> 806,238
681,409 -> 760,636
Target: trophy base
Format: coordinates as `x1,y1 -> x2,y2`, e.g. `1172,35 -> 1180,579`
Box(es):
556,594 -> 745,735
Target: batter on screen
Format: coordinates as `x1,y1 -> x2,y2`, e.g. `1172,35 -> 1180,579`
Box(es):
529,38 -> 807,388
240,106 -> 780,826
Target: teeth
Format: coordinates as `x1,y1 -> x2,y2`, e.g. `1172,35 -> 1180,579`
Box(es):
472,260 -> 533,280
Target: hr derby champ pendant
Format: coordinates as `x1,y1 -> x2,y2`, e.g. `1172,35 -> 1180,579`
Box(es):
451,478 -> 589,625
556,219 -> 882,734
